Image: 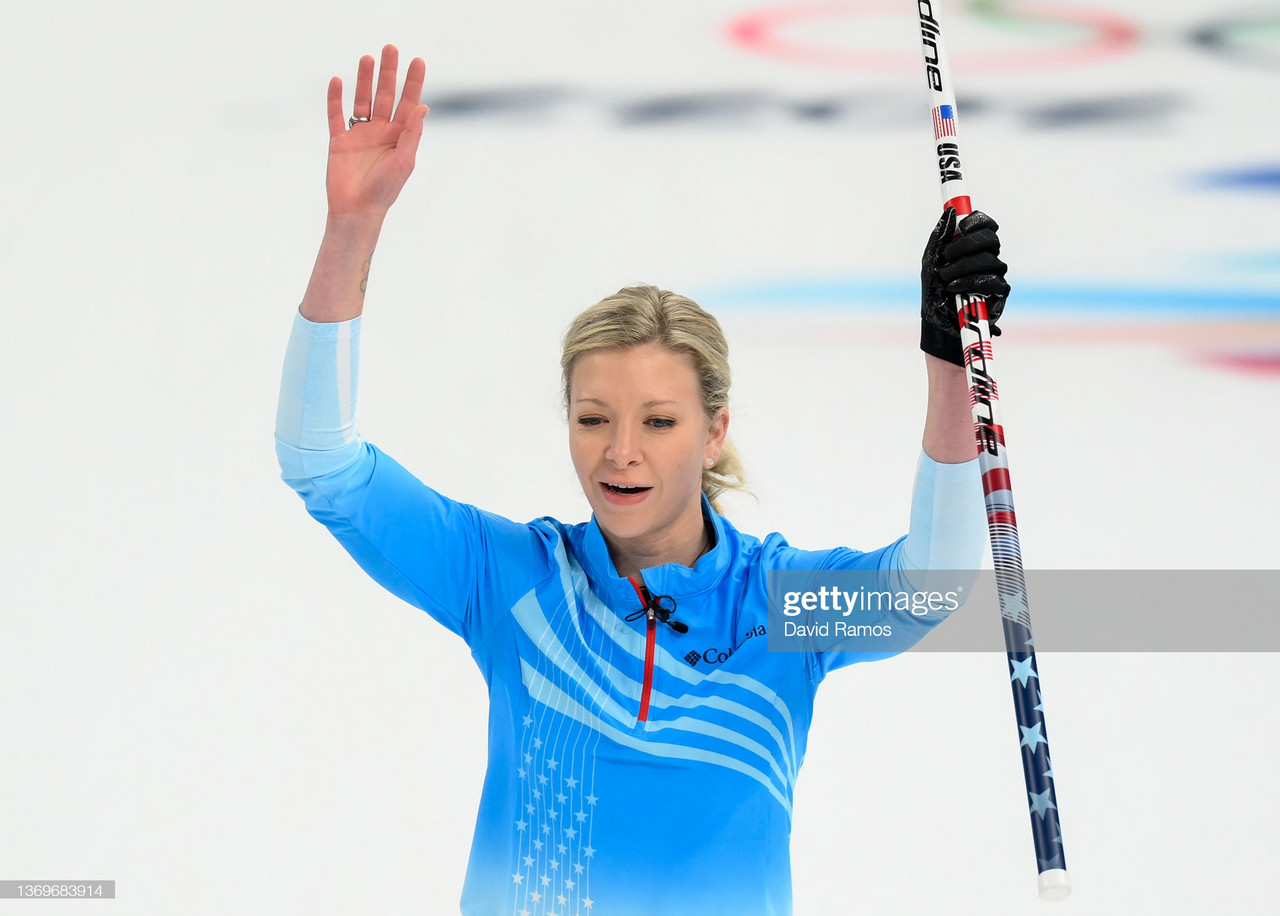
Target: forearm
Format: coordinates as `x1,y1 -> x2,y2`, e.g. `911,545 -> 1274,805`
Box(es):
921,353 -> 978,463
299,212 -> 386,323
275,308 -> 364,480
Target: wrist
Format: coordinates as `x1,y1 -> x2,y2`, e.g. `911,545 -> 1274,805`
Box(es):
299,214 -> 385,324
919,317 -> 964,367
924,352 -> 967,379
323,210 -> 387,245
922,354 -> 978,463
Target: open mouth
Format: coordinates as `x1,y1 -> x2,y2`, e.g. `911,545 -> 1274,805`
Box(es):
604,483 -> 651,495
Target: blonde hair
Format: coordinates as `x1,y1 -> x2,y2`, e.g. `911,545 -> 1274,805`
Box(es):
561,285 -> 748,514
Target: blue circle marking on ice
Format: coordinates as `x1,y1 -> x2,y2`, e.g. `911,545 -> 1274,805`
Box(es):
701,278 -> 1280,316
1214,251 -> 1280,273
1194,164 -> 1280,191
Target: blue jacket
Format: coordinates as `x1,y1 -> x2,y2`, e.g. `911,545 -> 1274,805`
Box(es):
275,311 -> 985,915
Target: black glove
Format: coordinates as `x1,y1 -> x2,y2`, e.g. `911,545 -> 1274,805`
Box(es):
920,208 -> 1010,367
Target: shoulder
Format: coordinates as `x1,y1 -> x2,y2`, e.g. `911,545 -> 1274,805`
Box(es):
730,521 -> 855,573
522,514 -> 601,581
529,514 -> 586,551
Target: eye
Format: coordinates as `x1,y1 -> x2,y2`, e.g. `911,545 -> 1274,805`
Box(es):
576,416 -> 604,427
647,418 -> 676,429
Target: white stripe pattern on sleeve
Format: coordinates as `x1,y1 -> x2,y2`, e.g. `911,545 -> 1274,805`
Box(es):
274,309 -> 364,479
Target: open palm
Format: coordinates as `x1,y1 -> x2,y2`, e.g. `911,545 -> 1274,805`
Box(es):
325,45 -> 428,218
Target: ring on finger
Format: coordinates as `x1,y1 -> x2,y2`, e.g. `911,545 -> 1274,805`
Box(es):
348,115 -> 372,129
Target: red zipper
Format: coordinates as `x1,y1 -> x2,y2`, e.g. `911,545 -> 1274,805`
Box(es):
628,576 -> 657,722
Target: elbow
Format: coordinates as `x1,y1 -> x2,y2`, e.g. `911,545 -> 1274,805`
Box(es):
275,435 -> 365,485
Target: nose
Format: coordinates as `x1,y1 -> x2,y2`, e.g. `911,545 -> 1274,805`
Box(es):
604,424 -> 640,467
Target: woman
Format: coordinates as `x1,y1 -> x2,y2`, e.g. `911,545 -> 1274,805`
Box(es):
276,46 -> 1009,915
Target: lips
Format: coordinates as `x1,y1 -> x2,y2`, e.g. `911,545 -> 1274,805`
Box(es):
600,482 -> 652,505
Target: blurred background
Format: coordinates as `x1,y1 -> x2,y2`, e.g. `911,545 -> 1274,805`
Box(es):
2,0 -> 1277,912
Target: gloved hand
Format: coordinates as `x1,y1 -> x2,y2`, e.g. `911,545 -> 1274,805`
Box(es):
920,208 -> 1010,367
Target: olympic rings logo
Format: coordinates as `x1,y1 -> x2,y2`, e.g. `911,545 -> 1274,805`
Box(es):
727,1 -> 1280,74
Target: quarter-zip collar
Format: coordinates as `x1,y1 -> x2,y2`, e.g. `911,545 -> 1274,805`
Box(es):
580,492 -> 732,610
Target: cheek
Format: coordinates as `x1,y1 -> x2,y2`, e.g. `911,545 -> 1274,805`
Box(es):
675,438 -> 705,483
568,433 -> 594,478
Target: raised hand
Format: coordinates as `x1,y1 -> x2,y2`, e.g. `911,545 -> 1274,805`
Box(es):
919,208 -> 1011,368
325,45 -> 428,219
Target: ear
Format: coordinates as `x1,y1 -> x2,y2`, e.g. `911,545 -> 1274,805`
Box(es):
707,407 -> 730,453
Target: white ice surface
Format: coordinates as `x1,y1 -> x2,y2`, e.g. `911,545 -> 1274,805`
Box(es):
2,1 -> 1277,913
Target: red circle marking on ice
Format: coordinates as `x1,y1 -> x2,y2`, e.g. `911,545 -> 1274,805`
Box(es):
1197,351 -> 1280,377
726,1 -> 1139,74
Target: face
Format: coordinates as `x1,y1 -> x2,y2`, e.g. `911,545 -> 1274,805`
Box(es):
568,342 -> 729,564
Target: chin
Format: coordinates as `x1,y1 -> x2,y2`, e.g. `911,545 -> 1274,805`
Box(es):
593,509 -> 651,541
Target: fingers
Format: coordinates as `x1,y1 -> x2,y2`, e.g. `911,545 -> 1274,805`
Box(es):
396,103 -> 429,164
326,77 -> 346,139
928,206 -> 957,248
393,56 -> 427,123
944,210 -> 1001,257
946,273 -> 1010,299
958,210 -> 999,234
343,46 -> 418,136
940,252 -> 1007,285
352,54 -> 375,121
372,44 -> 399,121
921,206 -> 956,275
943,228 -> 1000,261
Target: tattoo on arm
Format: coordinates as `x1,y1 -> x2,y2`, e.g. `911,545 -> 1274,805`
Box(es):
359,255 -> 372,294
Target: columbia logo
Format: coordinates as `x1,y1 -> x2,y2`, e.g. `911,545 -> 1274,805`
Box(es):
683,650 -> 701,667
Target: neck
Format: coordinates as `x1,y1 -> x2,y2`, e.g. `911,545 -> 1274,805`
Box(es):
604,512 -> 713,581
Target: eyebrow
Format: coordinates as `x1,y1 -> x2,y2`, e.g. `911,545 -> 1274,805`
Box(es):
574,398 -> 679,408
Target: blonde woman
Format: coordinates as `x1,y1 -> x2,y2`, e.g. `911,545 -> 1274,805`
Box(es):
276,46 -> 1009,916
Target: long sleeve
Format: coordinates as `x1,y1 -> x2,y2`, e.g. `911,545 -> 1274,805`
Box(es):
274,309 -> 554,649
900,450 -> 987,574
274,309 -> 364,479
804,451 -> 986,677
